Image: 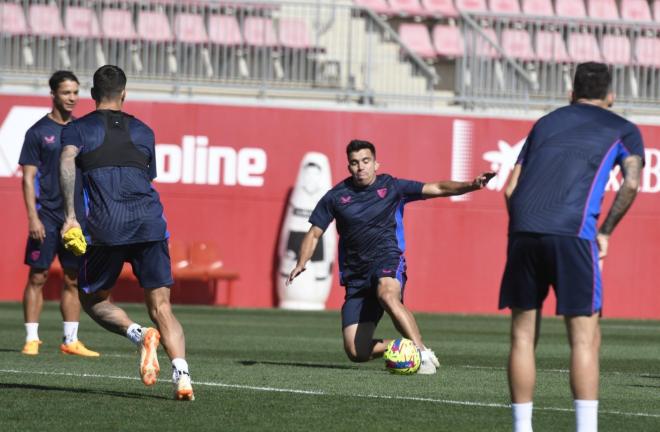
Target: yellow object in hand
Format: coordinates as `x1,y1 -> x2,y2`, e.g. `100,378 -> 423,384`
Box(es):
62,227 -> 87,256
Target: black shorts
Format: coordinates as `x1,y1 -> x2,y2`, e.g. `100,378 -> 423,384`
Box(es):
341,256 -> 407,328
24,229 -> 79,271
499,233 -> 602,316
79,240 -> 173,293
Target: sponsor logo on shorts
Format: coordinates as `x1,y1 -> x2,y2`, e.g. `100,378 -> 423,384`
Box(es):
30,250 -> 40,261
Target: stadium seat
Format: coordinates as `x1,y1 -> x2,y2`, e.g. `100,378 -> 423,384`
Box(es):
555,0 -> 587,18
278,18 -> 320,50
390,0 -> 429,16
101,9 -> 137,40
471,27 -> 499,57
208,15 -> 244,46
535,30 -> 570,62
174,13 -> 209,44
399,23 -> 436,58
137,10 -> 173,42
587,0 -> 619,20
169,240 -> 191,270
601,33 -> 632,64
501,28 -> 535,61
634,36 -> 660,67
353,0 -> 393,15
620,0 -> 652,21
568,32 -> 603,62
489,0 -> 521,14
432,24 -> 464,57
1,2 -> 28,35
421,0 -> 459,17
455,0 -> 488,13
522,0 -> 554,16
655,0 -> 660,22
28,4 -> 64,36
65,7 -> 101,38
243,17 -> 278,47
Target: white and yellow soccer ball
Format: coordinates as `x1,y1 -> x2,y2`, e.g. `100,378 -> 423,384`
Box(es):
384,338 -> 421,375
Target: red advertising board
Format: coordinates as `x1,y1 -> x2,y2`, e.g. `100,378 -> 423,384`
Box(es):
0,95 -> 658,318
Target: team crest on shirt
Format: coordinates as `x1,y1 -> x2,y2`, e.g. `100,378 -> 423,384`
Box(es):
43,135 -> 55,145
377,188 -> 388,198
340,196 -> 352,205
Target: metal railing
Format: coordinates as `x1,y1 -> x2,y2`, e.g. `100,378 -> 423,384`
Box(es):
457,11 -> 660,112
0,0 -> 439,108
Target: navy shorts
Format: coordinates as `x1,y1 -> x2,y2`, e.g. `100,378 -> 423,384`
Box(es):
79,240 -> 173,293
499,233 -> 602,316
341,256 -> 407,328
24,230 -> 80,271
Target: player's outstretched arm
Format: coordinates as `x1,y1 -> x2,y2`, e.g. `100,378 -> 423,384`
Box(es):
287,226 -> 324,285
21,165 -> 46,243
60,144 -> 80,233
596,155 -> 643,259
422,171 -> 496,198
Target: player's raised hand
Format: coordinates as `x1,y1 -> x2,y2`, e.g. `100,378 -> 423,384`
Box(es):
28,216 -> 46,243
286,265 -> 306,286
473,171 -> 497,189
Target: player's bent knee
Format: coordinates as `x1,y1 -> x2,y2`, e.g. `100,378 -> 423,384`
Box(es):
344,346 -> 370,363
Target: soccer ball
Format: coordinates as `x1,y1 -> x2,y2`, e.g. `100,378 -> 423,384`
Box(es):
384,338 -> 421,375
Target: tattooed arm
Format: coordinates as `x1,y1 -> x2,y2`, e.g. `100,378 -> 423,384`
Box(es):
60,144 -> 80,233
596,155 -> 643,259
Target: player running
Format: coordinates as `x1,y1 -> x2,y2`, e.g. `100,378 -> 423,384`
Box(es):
60,65 -> 193,400
18,70 -> 99,357
288,140 -> 494,374
499,62 -> 645,432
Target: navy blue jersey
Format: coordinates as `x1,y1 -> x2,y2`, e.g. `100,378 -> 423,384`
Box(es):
309,174 -> 425,283
18,115 -> 68,225
509,103 -> 645,240
61,110 -> 167,246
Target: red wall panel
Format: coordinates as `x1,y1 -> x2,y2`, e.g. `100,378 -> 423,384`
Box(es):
0,95 -> 658,318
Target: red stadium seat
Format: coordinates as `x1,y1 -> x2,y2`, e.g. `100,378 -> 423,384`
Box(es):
587,0 -> 619,20
535,31 -> 570,62
421,0 -> 459,17
353,0 -> 393,14
0,3 -> 28,35
474,27 -> 499,58
137,11 -> 173,42
243,17 -> 278,47
634,36 -> 660,67
390,0 -> 428,16
522,0 -> 554,16
174,13 -> 208,44
621,0 -> 652,21
432,24 -> 464,57
555,0 -> 587,18
65,7 -> 101,38
278,18 -> 314,49
601,34 -> 631,65
29,4 -> 64,36
489,0 -> 521,14
399,23 -> 436,58
568,32 -> 603,62
455,0 -> 488,13
501,28 -> 535,61
655,0 -> 660,22
208,15 -> 243,45
101,9 -> 137,40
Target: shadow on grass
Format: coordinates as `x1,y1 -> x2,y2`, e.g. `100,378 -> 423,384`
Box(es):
0,349 -> 20,353
238,360 -> 361,370
0,383 -> 168,400
640,374 -> 660,379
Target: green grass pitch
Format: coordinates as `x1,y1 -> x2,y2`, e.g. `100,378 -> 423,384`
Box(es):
0,302 -> 658,431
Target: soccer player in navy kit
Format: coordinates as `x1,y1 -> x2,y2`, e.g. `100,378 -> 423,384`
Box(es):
59,65 -> 193,401
288,140 -> 495,374
18,71 -> 99,357
500,63 -> 644,432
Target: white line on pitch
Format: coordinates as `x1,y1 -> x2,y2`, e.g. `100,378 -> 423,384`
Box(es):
1,368 -> 659,419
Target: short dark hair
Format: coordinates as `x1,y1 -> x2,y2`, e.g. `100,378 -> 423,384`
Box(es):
572,62 -> 611,101
49,71 -> 79,92
346,140 -> 376,159
91,65 -> 127,102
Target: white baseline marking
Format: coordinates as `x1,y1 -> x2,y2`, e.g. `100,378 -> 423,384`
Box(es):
1,369 -> 658,419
